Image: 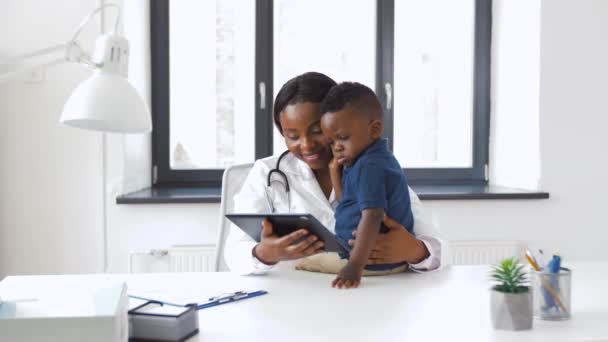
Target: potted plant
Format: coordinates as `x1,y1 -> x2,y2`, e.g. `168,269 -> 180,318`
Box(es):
490,257 -> 533,330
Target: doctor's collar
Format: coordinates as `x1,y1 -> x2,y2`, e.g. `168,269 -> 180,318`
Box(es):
278,153 -> 318,180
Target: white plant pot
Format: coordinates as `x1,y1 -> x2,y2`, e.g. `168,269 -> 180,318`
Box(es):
490,289 -> 533,330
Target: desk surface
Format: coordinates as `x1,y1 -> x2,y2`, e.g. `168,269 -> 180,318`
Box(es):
2,263 -> 608,341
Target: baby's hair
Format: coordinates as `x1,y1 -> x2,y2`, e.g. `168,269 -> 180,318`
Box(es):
273,72 -> 337,135
319,82 -> 382,120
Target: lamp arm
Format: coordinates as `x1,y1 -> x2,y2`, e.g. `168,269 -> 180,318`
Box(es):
0,58 -> 67,83
71,3 -> 121,42
0,40 -> 96,84
0,3 -> 122,84
1,43 -> 69,65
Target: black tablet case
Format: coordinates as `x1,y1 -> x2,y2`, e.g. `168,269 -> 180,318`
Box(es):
225,213 -> 348,254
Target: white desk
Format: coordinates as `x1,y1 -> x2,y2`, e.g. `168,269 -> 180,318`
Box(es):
1,263 -> 607,341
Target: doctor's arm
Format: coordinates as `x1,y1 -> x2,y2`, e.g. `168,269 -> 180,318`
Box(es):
223,161 -> 276,274
225,218 -> 323,274
224,160 -> 323,274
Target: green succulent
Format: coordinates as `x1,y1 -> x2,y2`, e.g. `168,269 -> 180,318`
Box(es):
490,257 -> 529,294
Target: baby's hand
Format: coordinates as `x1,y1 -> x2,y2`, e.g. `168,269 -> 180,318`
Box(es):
332,261 -> 363,289
329,157 -> 342,171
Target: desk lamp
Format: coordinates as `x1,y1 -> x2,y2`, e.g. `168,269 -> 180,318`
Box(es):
0,3 -> 151,133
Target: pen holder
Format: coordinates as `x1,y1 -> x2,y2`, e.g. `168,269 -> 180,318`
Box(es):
532,267 -> 571,320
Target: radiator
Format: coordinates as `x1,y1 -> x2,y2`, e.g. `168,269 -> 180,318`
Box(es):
446,240 -> 524,265
129,241 -> 521,272
129,245 -> 216,273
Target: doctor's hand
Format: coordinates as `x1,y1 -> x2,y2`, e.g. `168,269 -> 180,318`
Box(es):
348,215 -> 429,265
253,219 -> 325,265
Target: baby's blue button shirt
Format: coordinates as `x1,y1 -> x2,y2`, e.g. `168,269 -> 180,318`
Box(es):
335,138 -> 414,270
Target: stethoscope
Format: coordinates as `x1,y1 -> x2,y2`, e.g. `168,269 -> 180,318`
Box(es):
264,150 -> 291,213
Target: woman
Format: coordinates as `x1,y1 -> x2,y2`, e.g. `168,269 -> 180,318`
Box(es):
225,72 -> 442,275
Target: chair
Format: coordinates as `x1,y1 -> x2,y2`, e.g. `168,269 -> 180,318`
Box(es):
213,163 -> 254,271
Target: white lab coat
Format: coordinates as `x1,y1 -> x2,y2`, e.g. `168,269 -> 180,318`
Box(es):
224,153 -> 443,275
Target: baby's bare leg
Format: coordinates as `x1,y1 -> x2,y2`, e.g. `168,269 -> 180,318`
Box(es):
332,208 -> 384,289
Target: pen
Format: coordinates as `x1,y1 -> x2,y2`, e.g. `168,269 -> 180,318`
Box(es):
130,290 -> 268,311
199,290 -> 268,310
547,255 -> 561,273
525,251 -> 568,313
537,249 -> 548,267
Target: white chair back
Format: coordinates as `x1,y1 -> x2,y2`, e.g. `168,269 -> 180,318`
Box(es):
213,163 -> 254,271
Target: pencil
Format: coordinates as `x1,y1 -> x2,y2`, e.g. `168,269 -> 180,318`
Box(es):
525,253 -> 540,271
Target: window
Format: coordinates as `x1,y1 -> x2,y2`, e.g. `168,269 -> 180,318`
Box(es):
272,0 -> 376,155
393,0 -> 476,168
151,0 -> 491,186
169,0 -> 255,169
151,0 -> 256,185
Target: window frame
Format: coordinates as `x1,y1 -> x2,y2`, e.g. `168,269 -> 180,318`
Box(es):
150,0 -> 273,187
378,0 -> 491,184
150,0 -> 491,187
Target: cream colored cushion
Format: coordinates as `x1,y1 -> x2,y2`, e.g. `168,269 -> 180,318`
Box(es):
295,252 -> 408,276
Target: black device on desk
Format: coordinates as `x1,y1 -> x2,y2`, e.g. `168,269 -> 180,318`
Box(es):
225,213 -> 349,254
129,301 -> 199,342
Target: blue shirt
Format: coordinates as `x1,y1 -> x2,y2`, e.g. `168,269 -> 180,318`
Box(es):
335,138 -> 414,269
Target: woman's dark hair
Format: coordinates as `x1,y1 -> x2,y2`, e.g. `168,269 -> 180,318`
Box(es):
273,72 -> 337,135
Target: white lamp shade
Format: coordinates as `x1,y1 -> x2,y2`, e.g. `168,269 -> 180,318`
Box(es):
60,71 -> 152,133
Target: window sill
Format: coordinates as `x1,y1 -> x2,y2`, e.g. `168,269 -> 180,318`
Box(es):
116,184 -> 549,204
116,185 -> 222,204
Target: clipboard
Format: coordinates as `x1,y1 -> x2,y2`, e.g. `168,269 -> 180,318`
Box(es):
129,290 -> 269,311
225,213 -> 348,254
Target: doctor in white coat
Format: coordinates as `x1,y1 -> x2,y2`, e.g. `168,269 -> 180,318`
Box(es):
225,72 -> 442,275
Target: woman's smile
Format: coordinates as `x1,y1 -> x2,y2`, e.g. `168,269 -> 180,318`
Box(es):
303,152 -> 321,162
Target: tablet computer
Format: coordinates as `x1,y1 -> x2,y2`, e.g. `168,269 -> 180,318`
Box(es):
225,213 -> 348,254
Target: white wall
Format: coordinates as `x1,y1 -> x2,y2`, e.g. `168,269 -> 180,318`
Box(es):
0,0 -> 104,277
428,0 -> 608,260
2,0 -> 608,277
